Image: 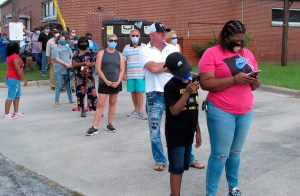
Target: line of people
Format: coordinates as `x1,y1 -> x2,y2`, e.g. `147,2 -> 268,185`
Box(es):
3,19 -> 260,196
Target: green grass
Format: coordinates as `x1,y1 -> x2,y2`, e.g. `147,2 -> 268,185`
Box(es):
0,62 -> 49,82
192,62 -> 300,90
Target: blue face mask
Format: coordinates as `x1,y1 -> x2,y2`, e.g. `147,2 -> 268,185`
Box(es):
45,29 -> 50,33
108,41 -> 117,49
172,38 -> 178,45
131,37 -> 139,44
174,72 -> 191,80
59,40 -> 66,46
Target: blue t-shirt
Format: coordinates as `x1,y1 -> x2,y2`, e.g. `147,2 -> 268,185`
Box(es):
69,36 -> 79,51
0,37 -> 10,50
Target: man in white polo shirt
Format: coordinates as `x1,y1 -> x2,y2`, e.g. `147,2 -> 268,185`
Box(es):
139,22 -> 178,171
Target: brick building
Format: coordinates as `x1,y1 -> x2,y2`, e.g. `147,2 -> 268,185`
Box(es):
1,0 -> 300,64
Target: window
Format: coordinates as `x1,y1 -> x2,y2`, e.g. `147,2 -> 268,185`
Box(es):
272,8 -> 300,27
43,1 -> 57,20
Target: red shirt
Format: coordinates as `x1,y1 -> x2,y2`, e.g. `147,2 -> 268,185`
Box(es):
6,54 -> 23,80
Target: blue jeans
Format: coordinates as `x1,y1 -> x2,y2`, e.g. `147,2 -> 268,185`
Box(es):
168,144 -> 192,174
146,91 -> 166,165
32,53 -> 42,71
42,51 -> 47,75
54,73 -> 73,103
205,100 -> 253,196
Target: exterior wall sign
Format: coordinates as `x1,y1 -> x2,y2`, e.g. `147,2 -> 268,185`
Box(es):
144,26 -> 150,34
121,25 -> 134,34
107,26 -> 114,35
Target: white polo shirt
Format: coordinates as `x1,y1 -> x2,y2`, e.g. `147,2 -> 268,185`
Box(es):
139,42 -> 179,93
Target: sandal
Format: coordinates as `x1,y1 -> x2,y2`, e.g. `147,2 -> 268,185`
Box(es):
190,160 -> 205,169
154,163 -> 165,171
53,102 -> 59,107
72,107 -> 80,111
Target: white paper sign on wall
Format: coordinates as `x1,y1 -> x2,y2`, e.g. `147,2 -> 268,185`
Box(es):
9,22 -> 23,41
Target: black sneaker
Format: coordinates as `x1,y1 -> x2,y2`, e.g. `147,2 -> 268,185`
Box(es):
228,187 -> 242,196
81,111 -> 86,118
106,124 -> 116,133
86,127 -> 98,136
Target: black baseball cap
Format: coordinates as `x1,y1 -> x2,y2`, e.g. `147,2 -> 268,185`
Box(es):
164,52 -> 192,77
149,22 -> 171,33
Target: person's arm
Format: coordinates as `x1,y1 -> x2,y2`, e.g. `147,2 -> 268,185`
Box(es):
144,61 -> 168,73
112,53 -> 125,88
169,81 -> 200,116
250,77 -> 260,91
73,37 -> 78,45
123,61 -> 128,81
13,58 -> 27,86
95,50 -> 113,87
194,122 -> 202,148
46,40 -> 51,57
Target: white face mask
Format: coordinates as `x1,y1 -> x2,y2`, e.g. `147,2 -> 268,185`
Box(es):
55,33 -> 60,38
71,33 -> 76,37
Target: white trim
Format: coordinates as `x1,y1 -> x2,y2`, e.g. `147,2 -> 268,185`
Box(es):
272,21 -> 300,27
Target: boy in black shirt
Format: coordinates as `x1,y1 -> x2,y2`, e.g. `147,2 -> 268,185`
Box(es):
164,52 -> 202,196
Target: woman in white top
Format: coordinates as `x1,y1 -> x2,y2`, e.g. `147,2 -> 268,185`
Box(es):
166,30 -> 182,53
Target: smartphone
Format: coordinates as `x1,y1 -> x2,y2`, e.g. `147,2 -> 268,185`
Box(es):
249,70 -> 261,79
192,75 -> 200,82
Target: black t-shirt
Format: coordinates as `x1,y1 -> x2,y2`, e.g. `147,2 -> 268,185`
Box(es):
164,77 -> 199,147
38,32 -> 53,51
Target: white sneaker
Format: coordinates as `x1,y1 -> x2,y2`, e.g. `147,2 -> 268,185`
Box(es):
127,110 -> 137,117
3,113 -> 17,120
228,187 -> 242,196
14,112 -> 27,117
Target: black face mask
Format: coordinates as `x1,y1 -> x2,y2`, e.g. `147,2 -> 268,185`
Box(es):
78,44 -> 88,50
227,41 -> 242,53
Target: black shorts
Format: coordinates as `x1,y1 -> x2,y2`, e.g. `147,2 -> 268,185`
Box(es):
98,82 -> 122,94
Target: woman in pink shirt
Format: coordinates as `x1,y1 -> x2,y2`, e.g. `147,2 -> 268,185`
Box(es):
198,20 -> 260,196
3,42 -> 27,120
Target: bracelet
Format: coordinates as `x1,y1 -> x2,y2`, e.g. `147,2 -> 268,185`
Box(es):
233,76 -> 237,84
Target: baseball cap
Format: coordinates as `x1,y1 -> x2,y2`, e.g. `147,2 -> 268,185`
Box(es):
148,22 -> 171,33
164,52 -> 192,77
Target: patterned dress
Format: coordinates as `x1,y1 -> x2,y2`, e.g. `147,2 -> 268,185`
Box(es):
72,50 -> 98,111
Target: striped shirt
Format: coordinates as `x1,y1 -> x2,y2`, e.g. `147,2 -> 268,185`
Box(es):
122,42 -> 146,79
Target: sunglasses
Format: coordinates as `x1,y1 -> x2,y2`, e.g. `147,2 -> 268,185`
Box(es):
108,40 -> 118,42
171,37 -> 177,39
131,35 -> 139,37
45,27 -> 50,29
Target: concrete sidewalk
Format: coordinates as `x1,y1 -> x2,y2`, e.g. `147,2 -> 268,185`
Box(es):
0,84 -> 300,195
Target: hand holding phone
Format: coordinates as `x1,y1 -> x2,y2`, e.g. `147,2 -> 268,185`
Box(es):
249,70 -> 261,79
192,74 -> 201,82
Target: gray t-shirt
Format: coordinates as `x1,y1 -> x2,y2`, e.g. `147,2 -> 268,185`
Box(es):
52,45 -> 73,75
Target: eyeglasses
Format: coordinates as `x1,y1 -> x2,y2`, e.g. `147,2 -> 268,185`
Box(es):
108,40 -> 118,42
171,37 -> 177,39
131,35 -> 139,37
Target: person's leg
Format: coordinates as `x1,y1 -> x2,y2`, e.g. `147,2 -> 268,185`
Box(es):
54,73 -> 64,103
225,110 -> 253,190
146,92 -> 166,165
206,100 -> 236,196
4,78 -> 18,114
135,79 -> 145,113
41,51 -> 47,76
26,57 -> 32,70
86,76 -> 97,111
64,74 -> 73,102
131,92 -> 138,111
13,97 -> 20,113
2,49 -> 6,63
75,75 -> 84,110
92,94 -> 108,128
168,146 -> 186,196
50,59 -> 56,88
33,53 -> 42,71
107,93 -> 118,125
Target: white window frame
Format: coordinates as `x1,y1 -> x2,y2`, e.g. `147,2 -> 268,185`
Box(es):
272,8 -> 300,27
42,1 -> 57,21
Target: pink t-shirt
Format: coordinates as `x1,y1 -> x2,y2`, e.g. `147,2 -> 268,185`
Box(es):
198,44 -> 258,114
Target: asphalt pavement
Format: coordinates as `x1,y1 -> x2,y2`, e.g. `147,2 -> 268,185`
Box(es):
0,81 -> 299,196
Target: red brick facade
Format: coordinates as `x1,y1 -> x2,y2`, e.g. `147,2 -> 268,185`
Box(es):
1,0 -> 300,64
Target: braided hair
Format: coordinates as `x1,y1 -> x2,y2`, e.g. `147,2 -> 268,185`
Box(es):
219,20 -> 246,51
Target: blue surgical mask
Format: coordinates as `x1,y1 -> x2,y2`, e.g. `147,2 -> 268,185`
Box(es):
131,37 -> 139,44
171,38 -> 178,45
59,40 -> 66,46
183,72 -> 191,80
45,29 -> 50,33
174,72 -> 191,80
36,31 -> 40,35
108,41 -> 117,49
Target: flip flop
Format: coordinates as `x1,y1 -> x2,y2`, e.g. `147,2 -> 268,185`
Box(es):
154,163 -> 165,171
190,160 -> 205,169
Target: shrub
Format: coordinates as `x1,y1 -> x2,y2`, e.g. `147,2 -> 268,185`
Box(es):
193,31 -> 252,58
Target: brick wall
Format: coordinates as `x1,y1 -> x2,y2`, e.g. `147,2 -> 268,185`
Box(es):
1,0 -> 300,63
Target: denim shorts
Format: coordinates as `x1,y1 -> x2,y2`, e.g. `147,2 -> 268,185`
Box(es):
5,78 -> 21,100
126,78 -> 145,92
167,144 -> 192,174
